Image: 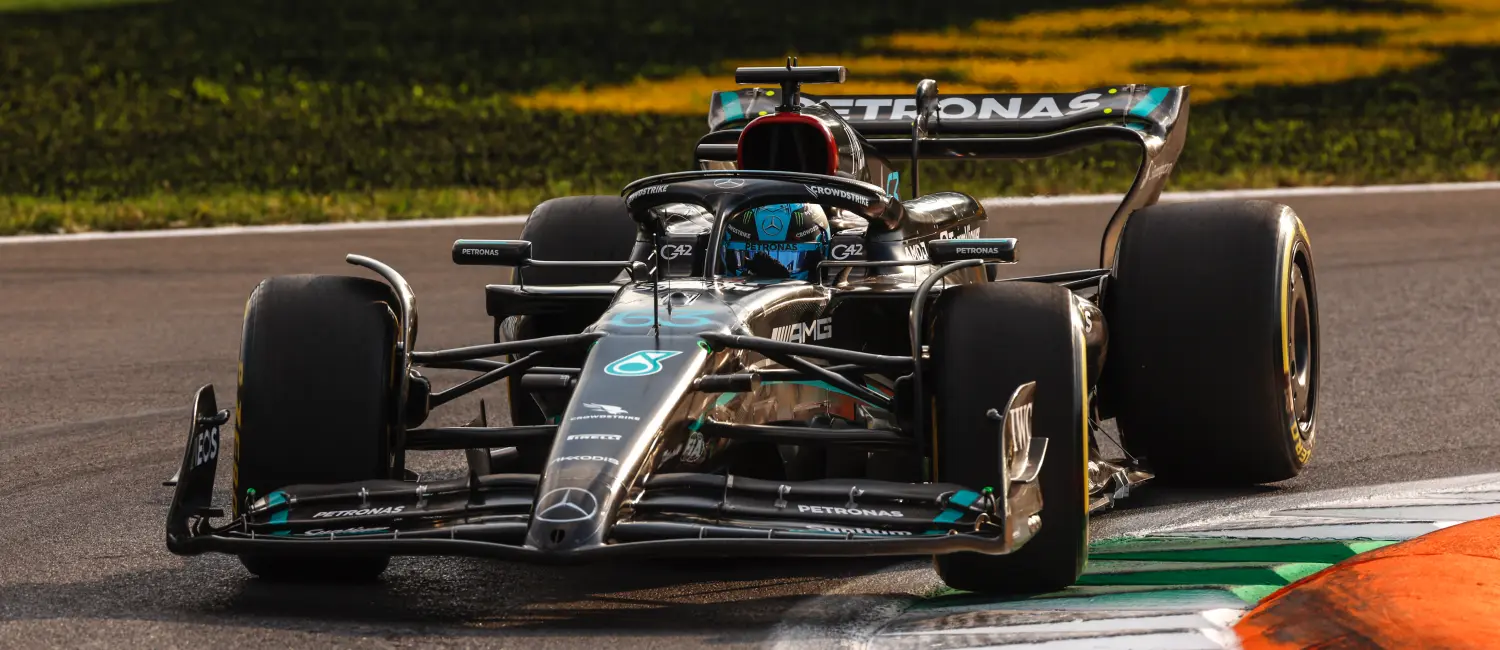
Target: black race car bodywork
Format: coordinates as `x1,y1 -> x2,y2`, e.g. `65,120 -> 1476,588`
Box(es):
163,64 -> 1190,571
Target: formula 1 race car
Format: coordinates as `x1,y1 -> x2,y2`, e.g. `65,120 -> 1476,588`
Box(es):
163,61 -> 1320,595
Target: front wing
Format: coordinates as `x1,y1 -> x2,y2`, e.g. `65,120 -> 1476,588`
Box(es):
164,383 -> 1049,562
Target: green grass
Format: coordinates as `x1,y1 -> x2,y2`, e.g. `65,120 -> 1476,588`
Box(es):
1,0 -> 1497,234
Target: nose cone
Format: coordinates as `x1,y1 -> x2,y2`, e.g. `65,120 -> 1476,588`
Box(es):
524,331 -> 709,552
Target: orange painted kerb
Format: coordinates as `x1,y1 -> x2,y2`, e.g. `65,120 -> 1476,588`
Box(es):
1234,516 -> 1500,649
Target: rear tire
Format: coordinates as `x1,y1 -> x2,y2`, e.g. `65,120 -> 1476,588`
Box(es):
233,274 -> 399,582
929,282 -> 1090,594
505,196 -> 640,441
1103,200 -> 1318,485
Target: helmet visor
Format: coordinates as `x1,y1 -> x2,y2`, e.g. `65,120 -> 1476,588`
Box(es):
721,240 -> 824,279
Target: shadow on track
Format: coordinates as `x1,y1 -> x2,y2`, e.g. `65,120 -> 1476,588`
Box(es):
0,553 -> 913,642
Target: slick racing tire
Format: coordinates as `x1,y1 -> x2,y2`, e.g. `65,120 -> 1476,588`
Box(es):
929,282 -> 1090,595
233,274 -> 399,582
1102,200 -> 1318,485
505,196 -> 641,462
511,195 -> 642,286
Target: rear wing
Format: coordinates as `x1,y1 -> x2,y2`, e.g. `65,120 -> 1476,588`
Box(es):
699,78 -> 1190,269
708,85 -> 1181,137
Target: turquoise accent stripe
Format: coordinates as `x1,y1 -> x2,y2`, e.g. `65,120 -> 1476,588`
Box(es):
690,392 -> 741,431
934,509 -> 963,524
267,491 -> 290,536
267,491 -> 289,525
933,489 -> 980,524
1130,87 -> 1170,117
762,379 -> 888,407
720,92 -> 745,123
950,490 -> 979,508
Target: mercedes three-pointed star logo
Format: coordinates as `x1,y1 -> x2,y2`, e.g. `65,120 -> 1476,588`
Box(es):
535,487 -> 599,523
713,178 -> 746,189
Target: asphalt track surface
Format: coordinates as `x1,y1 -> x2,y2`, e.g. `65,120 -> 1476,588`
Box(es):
3,187 -> 1500,647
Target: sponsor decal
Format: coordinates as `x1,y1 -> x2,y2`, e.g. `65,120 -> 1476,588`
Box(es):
312,506 -> 406,518
535,487 -> 600,523
660,243 -> 693,260
190,425 -> 220,469
957,245 -> 1006,255
1146,161 -> 1175,181
301,526 -> 390,536
713,178 -> 746,189
830,243 -> 864,260
755,207 -> 789,238
625,184 -> 669,204
682,430 -> 707,464
797,504 -> 905,518
1007,400 -> 1034,459
827,94 -> 1107,122
804,184 -> 872,206
566,433 -> 624,441
772,316 -> 832,343
904,225 -> 982,259
804,524 -> 913,536
885,170 -> 901,199
604,350 -> 683,377
460,248 -> 500,256
739,242 -> 813,252
570,403 -> 639,423
940,225 -> 982,240
793,223 -> 823,239
552,455 -> 621,465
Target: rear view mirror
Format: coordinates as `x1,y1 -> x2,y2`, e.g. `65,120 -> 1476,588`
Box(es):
452,239 -> 532,266
927,238 -> 1018,264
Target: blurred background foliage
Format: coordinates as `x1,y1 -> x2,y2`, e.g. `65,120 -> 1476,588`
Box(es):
1,0 -> 1497,233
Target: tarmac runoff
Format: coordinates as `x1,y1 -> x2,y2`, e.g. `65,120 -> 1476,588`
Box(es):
785,472 -> 1500,650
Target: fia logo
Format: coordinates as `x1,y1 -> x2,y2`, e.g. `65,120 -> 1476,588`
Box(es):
604,350 -> 683,377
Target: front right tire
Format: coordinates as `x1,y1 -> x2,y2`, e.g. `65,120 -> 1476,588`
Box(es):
233,274 -> 399,582
929,281 -> 1091,595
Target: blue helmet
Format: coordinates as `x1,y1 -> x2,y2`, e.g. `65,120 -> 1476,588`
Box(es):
720,203 -> 830,280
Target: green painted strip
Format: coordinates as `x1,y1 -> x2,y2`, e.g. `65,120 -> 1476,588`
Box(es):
1230,584 -> 1284,604
1092,538 -> 1401,564
1077,563 -> 1333,587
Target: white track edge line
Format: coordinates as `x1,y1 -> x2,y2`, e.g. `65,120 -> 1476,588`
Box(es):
5,180 -> 1499,245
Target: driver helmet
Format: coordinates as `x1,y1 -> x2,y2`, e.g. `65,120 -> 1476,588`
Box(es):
720,203 -> 830,280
